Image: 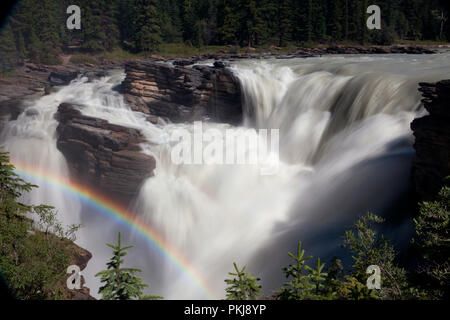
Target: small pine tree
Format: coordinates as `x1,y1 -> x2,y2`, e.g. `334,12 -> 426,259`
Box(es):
0,150 -> 35,213
323,256 -> 344,294
279,241 -> 315,300
306,257 -> 327,295
95,232 -> 162,300
225,262 -> 261,300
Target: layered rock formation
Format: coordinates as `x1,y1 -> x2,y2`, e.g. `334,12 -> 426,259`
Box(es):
411,80 -> 450,199
121,60 -> 242,124
55,103 -> 155,202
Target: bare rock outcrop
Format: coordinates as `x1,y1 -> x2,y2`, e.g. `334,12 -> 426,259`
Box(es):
65,241 -> 95,300
411,80 -> 450,199
55,103 -> 155,202
121,60 -> 243,124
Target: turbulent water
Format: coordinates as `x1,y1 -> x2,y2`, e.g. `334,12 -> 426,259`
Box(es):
1,53 -> 450,299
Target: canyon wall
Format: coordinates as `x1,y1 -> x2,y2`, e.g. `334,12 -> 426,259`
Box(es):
411,80 -> 450,200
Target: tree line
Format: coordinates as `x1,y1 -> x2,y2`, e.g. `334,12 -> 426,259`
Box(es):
0,0 -> 449,71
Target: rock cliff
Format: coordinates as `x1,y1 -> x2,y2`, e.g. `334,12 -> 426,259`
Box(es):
121,60 -> 243,124
64,240 -> 95,300
55,103 -> 155,202
411,80 -> 450,199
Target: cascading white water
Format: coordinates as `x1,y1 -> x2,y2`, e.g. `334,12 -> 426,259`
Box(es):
0,84 -> 85,227
1,53 -> 450,299
132,54 -> 450,299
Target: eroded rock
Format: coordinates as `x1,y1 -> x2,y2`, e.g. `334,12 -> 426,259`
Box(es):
121,60 -> 243,124
55,103 -> 155,202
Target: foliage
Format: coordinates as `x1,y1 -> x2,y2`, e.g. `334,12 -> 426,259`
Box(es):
0,150 -> 81,299
0,0 -> 448,70
278,241 -> 328,300
279,241 -> 312,299
270,212 -> 439,300
342,213 -> 409,299
336,275 -> 379,300
225,262 -> 261,300
0,24 -> 19,73
412,184 -> 449,299
34,205 -> 81,242
132,0 -> 162,52
95,232 -> 162,300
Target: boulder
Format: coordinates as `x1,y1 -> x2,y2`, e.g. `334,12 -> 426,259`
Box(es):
55,103 -> 155,202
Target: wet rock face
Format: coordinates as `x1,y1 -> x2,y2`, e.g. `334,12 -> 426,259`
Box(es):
411,80 -> 450,199
55,103 -> 155,202
121,60 -> 243,125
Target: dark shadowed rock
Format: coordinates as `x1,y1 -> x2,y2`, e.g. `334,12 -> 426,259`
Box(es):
213,60 -> 230,68
55,103 -> 155,202
121,60 -> 242,124
173,59 -> 198,66
411,80 -> 450,199
48,69 -> 79,86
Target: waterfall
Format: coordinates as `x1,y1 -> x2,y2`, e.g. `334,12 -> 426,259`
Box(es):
1,53 -> 450,299
131,54 -> 450,298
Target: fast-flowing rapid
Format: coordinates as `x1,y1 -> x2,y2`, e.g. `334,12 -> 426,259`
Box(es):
1,53 -> 450,299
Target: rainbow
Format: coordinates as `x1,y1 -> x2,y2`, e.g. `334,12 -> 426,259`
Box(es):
11,160 -> 217,299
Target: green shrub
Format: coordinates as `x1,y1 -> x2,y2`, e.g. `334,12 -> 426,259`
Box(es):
412,184 -> 449,299
0,150 -> 81,299
95,232 -> 162,300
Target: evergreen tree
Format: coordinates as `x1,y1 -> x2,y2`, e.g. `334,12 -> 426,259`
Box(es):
306,258 -> 327,295
242,0 -> 263,47
224,262 -> 261,300
279,241 -> 316,300
323,256 -> 345,297
312,0 -> 326,41
326,0 -> 344,41
100,0 -> 120,50
132,0 -> 162,52
95,232 -> 162,300
295,0 -> 313,43
216,0 -> 241,44
80,1 -> 108,52
0,150 -> 82,299
412,183 -> 449,299
277,0 -> 293,46
342,213 -> 408,299
158,0 -> 183,43
0,23 -> 18,73
118,0 -> 137,48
